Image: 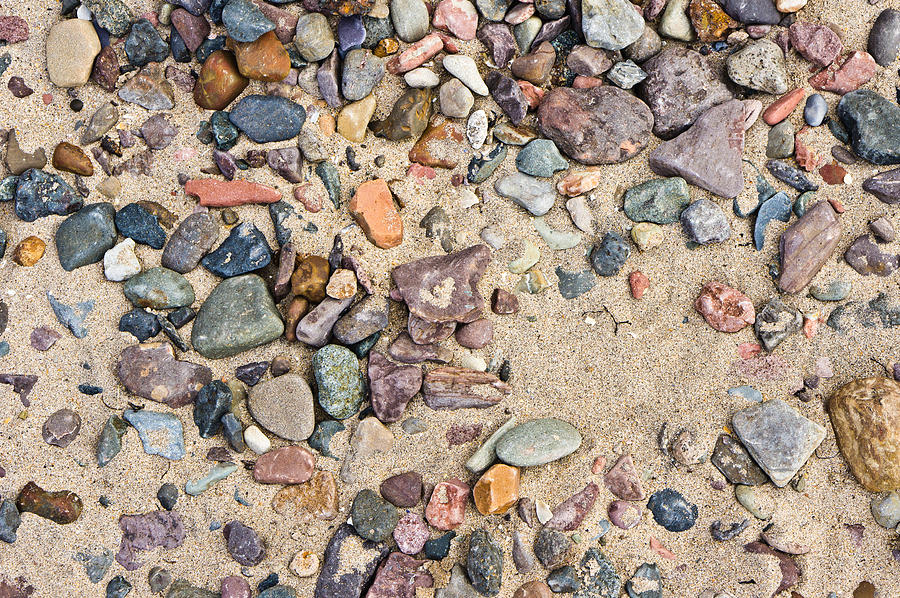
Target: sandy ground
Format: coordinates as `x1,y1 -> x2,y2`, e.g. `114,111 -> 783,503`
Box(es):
2,0 -> 900,596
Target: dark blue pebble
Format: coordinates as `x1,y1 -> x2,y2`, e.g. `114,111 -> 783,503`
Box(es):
193,380 -> 233,438
157,483 -> 179,511
78,384 -> 103,395
196,35 -> 227,63
348,331 -> 380,358
269,200 -> 295,246
168,306 -> 196,328
424,531 -> 456,560
236,361 -> 269,386
590,232 -> 631,276
229,95 -> 307,143
547,565 -> 581,593
201,222 -> 272,277
647,488 -> 698,532
170,25 -> 192,63
258,573 -> 279,592
105,575 -> 132,598
115,203 -> 167,249
308,419 -> 345,458
15,169 -> 83,222
211,110 -> 239,150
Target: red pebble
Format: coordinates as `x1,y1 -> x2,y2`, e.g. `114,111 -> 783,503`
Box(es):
819,161 -> 847,185
694,281 -> 755,332
629,271 -> 649,299
572,75 -> 604,88
293,183 -> 321,212
737,342 -> 762,359
407,163 -> 435,179
185,178 -> 280,207
41,93 -> 52,105
828,198 -> 845,213
591,456 -> 606,475
517,80 -> 544,109
762,88 -> 805,125
794,128 -> 819,172
809,50 -> 877,95
425,478 -> 469,531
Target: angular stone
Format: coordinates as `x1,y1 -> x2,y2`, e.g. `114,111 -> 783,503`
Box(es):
789,22 -> 842,68
537,86 -> 653,165
367,552 -> 433,597
201,222 -> 272,277
349,179 -> 403,249
124,409 -> 185,460
844,234 -> 899,277
56,202 -> 117,271
473,464 -> 520,515
732,398 -> 825,487
546,482 -> 599,530
809,51 -> 877,95
680,199 -> 730,244
228,31 -> 290,82
194,50 -> 249,110
115,511 -> 184,571
637,46 -> 733,140
116,342 -> 212,408
603,455 -> 644,500
649,99 -> 754,198
837,90 -> 900,166
478,23 -> 517,67
581,0 -> 644,50
726,39 -> 788,94
14,168 -> 82,222
425,478 -> 469,530
333,295 -> 389,345
253,446 -> 315,484
191,275 -> 284,359
711,433 -> 769,486
119,66 -> 175,111
623,177 -> 690,224
368,351 -> 423,423
314,524 -> 390,598
864,168 -> 900,204
423,366 -> 510,410
162,213 -> 220,273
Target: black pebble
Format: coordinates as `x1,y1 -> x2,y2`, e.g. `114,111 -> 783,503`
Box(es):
235,361 -> 269,386
424,531 -> 455,560
157,483 -> 179,511
119,308 -> 161,342
69,99 -> 83,112
168,306 -> 196,328
257,573 -> 279,592
78,384 -> 103,395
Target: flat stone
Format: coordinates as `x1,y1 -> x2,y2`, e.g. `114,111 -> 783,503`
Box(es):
723,0 -> 780,24
809,51 -> 877,95
248,374 -> 315,440
778,201 -> 841,293
863,167 -> 900,204
380,472 -> 423,508
844,234 -> 899,276
229,94 -> 306,142
726,39 -> 788,94
478,23 -> 517,67
191,274 -> 284,359
623,177 -> 690,224
576,548 -> 620,597
349,179 -> 403,249
119,66 -> 175,111
313,344 -> 366,419
314,524 -> 390,598
202,222 -> 272,277
546,482 -> 599,530
837,90 -> 900,166
711,433 -> 769,485
253,445 -> 315,483
296,296 -> 354,347
495,173 -> 556,216
223,520 -> 265,566
342,49 -> 386,100
367,552 -> 433,597
495,418 -> 581,466
56,202 -> 117,271
581,0 -> 644,50
46,19 -> 100,87
351,489 -> 399,542
124,267 -> 194,309
162,213 -> 220,273
590,232 -> 630,276
371,87 -> 434,140
14,168 -> 82,222
647,488 -> 697,531
467,529 -> 503,596
732,398 -> 825,487
42,408 -> 81,448
680,199 -> 731,244
123,409 -> 185,460
537,85 -> 653,165
368,351 -> 422,423
116,342 -> 212,408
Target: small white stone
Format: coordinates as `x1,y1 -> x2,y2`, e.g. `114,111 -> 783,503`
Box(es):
404,67 -> 440,88
76,4 -> 92,19
479,224 -> 505,250
565,196 -> 593,233
775,0 -> 807,12
535,499 -> 553,524
244,425 -> 271,454
442,55 -> 489,96
103,238 -> 141,282
459,352 -> 487,371
290,550 -> 320,577
466,110 -> 488,150
458,188 -> 479,209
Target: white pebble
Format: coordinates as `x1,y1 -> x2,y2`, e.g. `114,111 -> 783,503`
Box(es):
459,352 -> 487,371
458,188 -> 479,209
290,550 -> 319,577
103,238 -> 141,282
404,67 -> 440,88
535,499 -> 553,524
466,110 -> 488,150
76,4 -> 92,19
244,425 -> 271,454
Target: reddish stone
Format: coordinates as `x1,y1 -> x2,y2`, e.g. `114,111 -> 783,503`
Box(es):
434,31 -> 459,53
591,455 -> 606,474
185,179 -> 280,207
294,183 -> 322,213
762,88 -> 805,125
193,50 -> 249,111
407,163 -> 435,179
820,161 -> 848,185
116,511 -> 185,571
794,128 -> 819,172
828,198 -> 845,213
518,80 -> 545,109
251,0 -> 298,43
694,281 -> 755,332
789,22 -> 842,67
608,500 -> 641,529
409,121 -> 463,169
738,342 -> 762,359
92,46 -> 120,92
545,482 -> 599,530
455,318 -> 493,349
425,478 -> 469,530
116,342 -> 212,408
387,34 -> 443,74
809,51 -> 877,95
572,75 -> 605,88
556,167 -> 604,196
432,0 -> 478,41
170,8 -> 210,53
41,93 -> 52,105
15,481 -> 82,524
367,552 -> 433,598
252,446 -> 315,484
491,288 -> 519,314
393,513 -> 430,555
603,455 -> 645,500
629,271 -> 649,299
349,179 -> 403,249
380,471 -> 423,507
227,31 -> 291,82
777,201 -> 841,294
0,16 -> 28,43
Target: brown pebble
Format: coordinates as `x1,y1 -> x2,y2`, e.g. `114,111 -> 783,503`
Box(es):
52,142 -> 94,176
491,288 -> 520,314
16,481 -> 82,524
455,318 -> 493,349
380,471 -> 423,507
12,236 -> 46,266
8,76 -> 33,97
270,355 -> 292,376
291,255 -> 330,302
284,296 -> 309,342
42,408 -> 82,447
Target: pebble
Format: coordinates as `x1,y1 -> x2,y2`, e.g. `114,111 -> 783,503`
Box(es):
338,96 -> 378,142
466,529 -> 503,596
694,282 -> 755,332
371,87 -> 434,140
349,178 -> 403,248
576,548 -> 621,597
119,66 -> 175,111
393,512 -> 430,554
511,42 -> 556,85
631,222 -> 664,251
6,132 -> 46,175
52,142 -> 92,176
97,416 -> 128,467
194,51 -> 249,110
763,88 -> 805,125
224,520 -> 266,566
313,344 -> 366,419
732,398 -> 825,486
15,481 -> 81,525
30,326 -> 61,351
81,102 -> 120,145
125,19 -> 169,66
681,199 -> 731,245
590,232 -> 630,276
534,528 -> 571,570
157,484 -> 179,511
106,576 -> 132,598
626,563 -> 661,598
607,60 -> 647,89
870,217 -> 895,243
868,9 -> 900,66
766,121 -> 794,159
766,159 -> 818,192
249,374 -> 315,440
124,267 -> 194,309
229,95 -> 306,143
116,203 -> 167,249
253,445 -> 315,484
647,488 -> 698,532
192,274 -> 283,359
192,380 -> 232,438
828,377 -> 900,491
516,139 -> 568,178
223,0 -> 274,42
863,167 -> 900,204
546,482 -> 600,530
495,173 -> 555,216
202,222 -> 272,277
12,236 -> 45,267
809,280 -> 851,302
407,67 -> 441,88
778,200 -> 841,293
473,464 -> 520,514
581,0 -> 644,50
47,292 -> 93,338
229,31 -> 291,82
838,90 -> 900,166
342,49 -> 386,100
660,0 -> 693,40
293,14 -> 334,62
147,567 -> 172,593
0,498 -> 20,543
723,0 -> 780,24
624,177 -> 690,224
753,191 -> 792,250
367,351 -> 422,422
82,0 -> 133,36
314,523 -> 390,598
392,0 -> 429,42
650,99 -> 754,198
14,168 -> 83,222
712,433 -> 768,485
479,23 -> 517,66
789,23 -> 843,68
350,488 -> 399,542
434,0 -> 478,40
495,418 -> 581,466
124,409 -> 185,460
537,86 -> 653,164
119,310 -> 160,346
810,51 -> 877,95
185,462 -> 238,495
46,19 -> 100,87
162,213 -> 220,273
844,234 -> 899,276
871,492 -> 900,529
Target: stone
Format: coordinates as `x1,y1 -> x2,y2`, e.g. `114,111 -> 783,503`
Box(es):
435,564 -> 478,598
294,14 -> 335,61
386,33 -> 443,74
82,0 -> 134,36
844,235 -> 899,276
864,168 -> 900,204
41,408 -> 81,448
390,512 -> 429,555
223,0 -> 274,42
778,201 -> 841,293
185,462 -> 239,495
456,319 -> 493,349
495,418 -> 581,466
46,19 -> 100,87
626,563 -> 661,598
659,0 -> 693,41
162,213 -> 220,273
766,159 -> 818,192
733,398 -> 825,487
223,520 -> 265,566
15,481 -> 81,525
767,121 -> 794,159
649,100 -> 755,198
342,49 -> 386,100
116,342 -> 211,407
690,0 -> 739,42
116,203 -> 167,249
646,488 -> 697,532
124,409 -> 185,460
97,416 -> 128,467
607,60 -> 646,89
511,42 -> 556,86
537,86 -> 653,165
485,71 -> 529,125
248,374 -> 314,441
11,236 -> 44,267
546,482 -> 599,530
229,94 -> 305,142
753,191 -> 792,250
810,51 -> 877,95
871,217 -> 896,242
479,23 -> 517,67
52,142 -> 92,176
473,464 -> 520,514
723,0 -> 779,24
754,297 -> 801,351
201,222 -> 271,277
871,492 -> 900,529
351,489 -> 399,542
434,0 -> 478,40
296,296 -> 354,347
0,499 -> 20,543
868,9 -> 900,66
228,31 -> 291,82
575,549 -> 620,597
192,380 -> 232,438
119,66 -> 175,111
380,472 -> 423,508
314,524 -> 390,598
515,139 -> 568,178
30,327 -> 61,351
763,88 -> 805,125
6,131 -> 46,175
272,470 -> 339,520
368,352 -> 422,423
171,8 -> 211,52
442,56 -> 489,97
423,366 -> 509,409
790,23 -> 842,68
838,90 -> 900,166
313,344 -> 366,419
253,446 -> 315,484
604,455 -> 645,500
192,275 -> 284,359
712,433 -> 769,485
581,0 -> 644,50
126,19 -> 169,66
14,168 -> 82,222
726,39 -> 787,94
590,232 -> 630,276
694,282 -> 755,332
425,479 -> 469,530
406,67 -> 441,88
391,0 -> 429,42
467,529 -> 502,596
119,308 -> 161,342
81,103 -> 120,144
194,50 -> 249,110
624,177 -> 690,224
349,179 -> 403,249
124,267 -> 194,309
367,552 -> 433,597
291,255 -> 330,302
338,95 -> 378,142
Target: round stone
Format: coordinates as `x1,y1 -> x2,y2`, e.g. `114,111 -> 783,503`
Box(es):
248,374 -> 315,441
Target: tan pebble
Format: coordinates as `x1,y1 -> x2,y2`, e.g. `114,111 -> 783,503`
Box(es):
46,19 -> 101,87
535,499 -> 553,524
13,236 -> 46,266
326,268 -> 358,300
290,551 -> 319,577
97,176 -> 121,199
631,222 -> 664,251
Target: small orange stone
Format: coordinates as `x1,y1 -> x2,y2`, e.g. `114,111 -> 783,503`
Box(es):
12,236 -> 46,266
318,113 -> 336,137
193,50 -> 249,111
689,0 -> 740,42
762,88 -> 805,125
185,179 -> 281,207
349,179 -> 404,249
284,296 -> 309,342
52,142 -> 93,176
473,463 -> 520,515
227,31 -> 291,82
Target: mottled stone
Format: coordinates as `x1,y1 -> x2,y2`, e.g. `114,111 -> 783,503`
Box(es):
116,342 -> 212,408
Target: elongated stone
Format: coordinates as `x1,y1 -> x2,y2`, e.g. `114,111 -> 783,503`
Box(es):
423,366 -> 511,410
116,342 -> 212,408
777,201 -> 841,293
16,482 -> 82,524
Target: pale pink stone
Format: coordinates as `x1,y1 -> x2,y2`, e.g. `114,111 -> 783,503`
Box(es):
694,281 -> 755,333
504,2 -> 535,24
174,147 -> 197,161
809,50 -> 877,95
387,34 -> 444,74
425,478 -> 469,530
432,0 -> 478,41
393,512 -> 430,554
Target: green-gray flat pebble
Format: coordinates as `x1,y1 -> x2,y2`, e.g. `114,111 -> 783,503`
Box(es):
871,492 -> 900,529
623,177 -> 690,224
465,416 -> 517,473
124,267 -> 195,309
191,274 -> 284,359
515,139 -> 568,177
810,280 -> 851,302
766,121 -> 794,159
185,462 -> 238,496
495,418 -> 581,466
56,202 -> 117,271
313,344 -> 366,420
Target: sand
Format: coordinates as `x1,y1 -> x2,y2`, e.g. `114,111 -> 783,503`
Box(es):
1,0 -> 900,596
